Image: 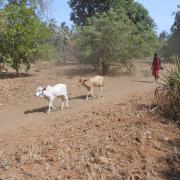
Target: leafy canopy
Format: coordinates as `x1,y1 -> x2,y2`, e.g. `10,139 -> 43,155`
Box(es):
169,6 -> 180,57
68,0 -> 155,30
159,6 -> 180,60
68,0 -> 112,26
75,0 -> 158,74
0,2 -> 50,75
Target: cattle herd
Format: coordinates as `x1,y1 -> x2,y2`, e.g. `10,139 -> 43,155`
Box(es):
35,75 -> 104,114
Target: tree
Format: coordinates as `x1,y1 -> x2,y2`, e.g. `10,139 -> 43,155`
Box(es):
74,0 -> 158,74
68,0 -> 112,26
159,31 -> 168,41
168,6 -> 180,58
158,31 -> 170,60
68,0 -> 155,31
0,0 -> 53,20
0,2 -> 50,76
76,9 -> 158,74
160,6 -> 180,60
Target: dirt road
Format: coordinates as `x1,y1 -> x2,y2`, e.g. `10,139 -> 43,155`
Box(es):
0,63 -> 154,139
0,63 -> 179,179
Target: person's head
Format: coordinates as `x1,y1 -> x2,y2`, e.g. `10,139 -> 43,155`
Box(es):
154,52 -> 158,58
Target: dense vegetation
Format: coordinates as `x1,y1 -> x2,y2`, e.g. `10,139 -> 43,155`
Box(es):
155,60 -> 180,123
0,0 -> 179,77
159,6 -> 180,60
155,6 -> 180,122
70,0 -> 158,74
0,0 -> 72,76
0,2 -> 50,76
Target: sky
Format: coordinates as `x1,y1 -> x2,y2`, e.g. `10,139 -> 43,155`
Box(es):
50,0 -> 180,35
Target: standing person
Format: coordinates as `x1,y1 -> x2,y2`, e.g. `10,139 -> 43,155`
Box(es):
151,52 -> 162,84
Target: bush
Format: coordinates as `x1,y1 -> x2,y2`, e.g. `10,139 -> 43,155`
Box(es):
75,9 -> 158,75
155,60 -> 180,122
37,43 -> 60,62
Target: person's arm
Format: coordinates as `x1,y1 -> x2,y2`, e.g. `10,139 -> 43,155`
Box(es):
151,59 -> 155,70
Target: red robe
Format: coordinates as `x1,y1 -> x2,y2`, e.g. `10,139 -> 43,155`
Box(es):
152,57 -> 161,76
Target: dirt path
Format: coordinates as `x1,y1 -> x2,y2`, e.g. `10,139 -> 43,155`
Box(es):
1,63 -> 179,180
0,63 -> 154,140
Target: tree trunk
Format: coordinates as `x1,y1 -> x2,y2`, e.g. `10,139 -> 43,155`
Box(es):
16,68 -> 19,77
101,62 -> 109,75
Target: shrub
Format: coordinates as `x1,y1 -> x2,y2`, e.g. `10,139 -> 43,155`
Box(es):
75,9 -> 158,74
155,60 -> 180,122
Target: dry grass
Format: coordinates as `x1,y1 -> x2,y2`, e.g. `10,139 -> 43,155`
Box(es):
0,97 -> 179,180
155,61 -> 180,123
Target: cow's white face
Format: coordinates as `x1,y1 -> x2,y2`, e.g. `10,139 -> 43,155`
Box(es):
35,87 -> 44,97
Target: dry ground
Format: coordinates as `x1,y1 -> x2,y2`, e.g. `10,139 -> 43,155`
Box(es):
0,62 -> 179,180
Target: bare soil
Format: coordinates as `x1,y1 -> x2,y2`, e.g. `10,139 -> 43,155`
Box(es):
0,63 -> 179,180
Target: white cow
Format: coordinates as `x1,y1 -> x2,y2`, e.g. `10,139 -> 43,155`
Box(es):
35,84 -> 69,114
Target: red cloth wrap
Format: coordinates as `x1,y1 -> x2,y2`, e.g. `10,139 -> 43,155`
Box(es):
152,57 -> 161,76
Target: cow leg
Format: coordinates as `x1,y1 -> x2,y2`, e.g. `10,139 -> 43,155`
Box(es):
47,98 -> 54,114
64,95 -> 69,108
61,97 -> 65,110
86,91 -> 90,101
98,87 -> 103,98
91,90 -> 96,98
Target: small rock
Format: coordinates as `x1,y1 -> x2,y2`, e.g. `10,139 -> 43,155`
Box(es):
44,163 -> 51,171
99,156 -> 110,165
143,130 -> 152,139
164,137 -> 169,142
120,142 -> 125,146
135,137 -> 142,143
55,175 -> 62,180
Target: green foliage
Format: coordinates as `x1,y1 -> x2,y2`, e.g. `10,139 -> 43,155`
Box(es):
37,43 -> 59,62
70,0 -> 158,74
159,6 -> 180,60
68,0 -> 112,26
69,0 -> 155,31
0,0 -> 51,10
47,19 -> 74,63
158,31 -> 170,60
162,61 -> 180,91
155,60 -> 180,122
0,2 -> 50,75
113,0 -> 155,30
168,7 -> 180,58
76,7 -> 158,74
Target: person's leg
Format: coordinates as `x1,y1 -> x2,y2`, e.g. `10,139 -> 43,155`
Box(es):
155,74 -> 159,87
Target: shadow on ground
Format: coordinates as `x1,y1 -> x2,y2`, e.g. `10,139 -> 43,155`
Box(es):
70,95 -> 86,100
134,80 -> 154,84
24,106 -> 48,114
135,103 -> 158,111
0,72 -> 31,79
58,66 -> 96,79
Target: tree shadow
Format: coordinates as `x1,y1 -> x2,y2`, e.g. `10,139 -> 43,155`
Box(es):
135,103 -> 158,111
134,80 -> 154,84
59,66 -> 96,79
24,106 -> 48,114
0,72 -> 31,79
